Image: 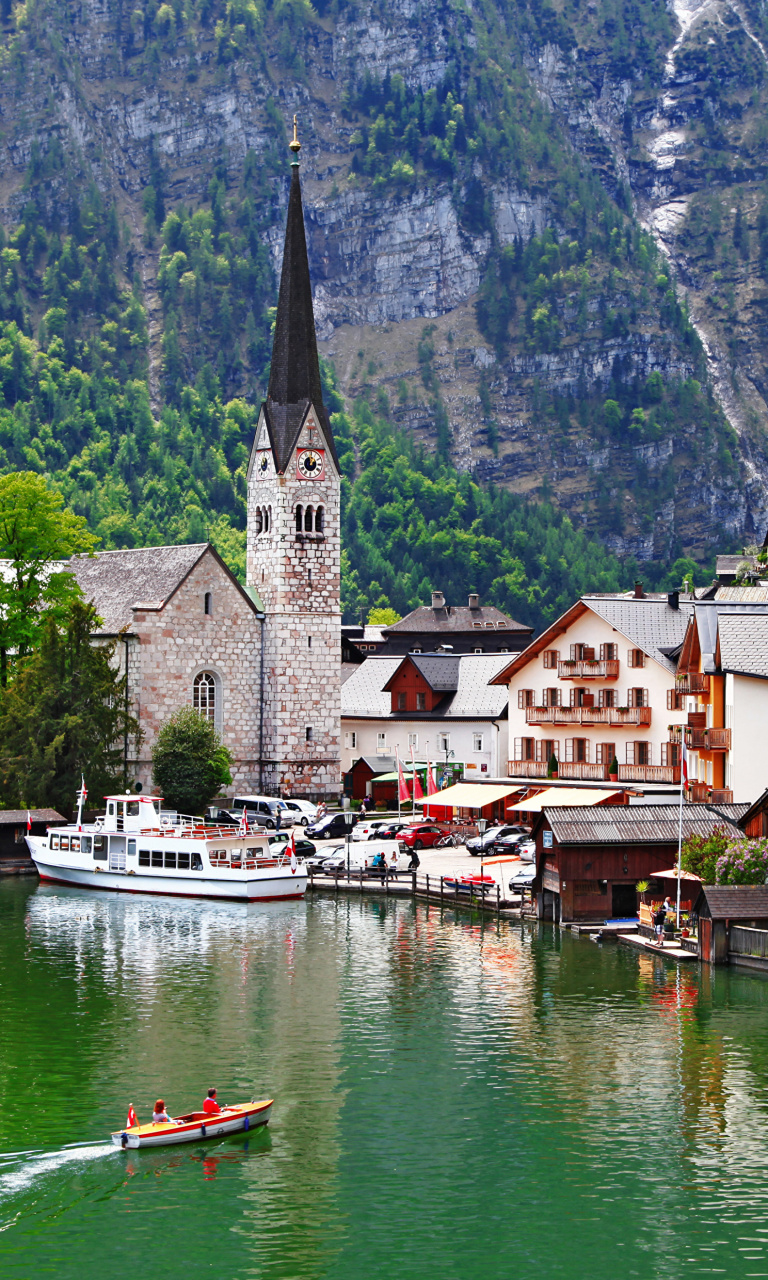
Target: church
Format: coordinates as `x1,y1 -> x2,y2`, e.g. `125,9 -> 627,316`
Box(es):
71,127 -> 342,800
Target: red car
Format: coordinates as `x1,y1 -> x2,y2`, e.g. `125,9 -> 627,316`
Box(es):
397,824 -> 446,850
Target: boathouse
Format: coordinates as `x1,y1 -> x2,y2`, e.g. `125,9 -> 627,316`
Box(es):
0,808 -> 65,875
532,802 -> 747,923
694,886 -> 768,967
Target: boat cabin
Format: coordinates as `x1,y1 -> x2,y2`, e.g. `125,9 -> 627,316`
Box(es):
102,795 -> 163,832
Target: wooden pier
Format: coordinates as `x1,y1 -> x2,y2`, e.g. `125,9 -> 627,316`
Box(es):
306,867 -> 529,918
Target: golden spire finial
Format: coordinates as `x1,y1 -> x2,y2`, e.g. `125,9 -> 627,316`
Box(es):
289,114 -> 301,157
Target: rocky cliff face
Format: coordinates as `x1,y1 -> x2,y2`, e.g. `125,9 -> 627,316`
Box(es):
0,0 -> 765,567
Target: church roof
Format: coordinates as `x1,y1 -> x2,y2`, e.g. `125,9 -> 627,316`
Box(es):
70,544 -> 262,634
264,162 -> 339,475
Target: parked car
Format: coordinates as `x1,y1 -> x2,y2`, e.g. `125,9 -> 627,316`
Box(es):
305,812 -> 358,840
373,820 -> 409,841
466,825 -> 527,856
231,794 -> 288,830
268,833 -> 316,859
508,863 -> 536,890
495,835 -> 536,860
352,818 -> 393,842
397,824 -> 446,851
492,830 -> 531,855
205,807 -> 240,827
280,798 -> 318,827
305,845 -> 345,873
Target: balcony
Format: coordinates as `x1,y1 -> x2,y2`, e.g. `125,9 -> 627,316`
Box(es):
557,762 -> 610,781
526,706 -> 651,727
508,760 -> 549,778
558,659 -> 620,680
668,725 -> 731,751
618,764 -> 681,783
710,788 -> 734,803
675,673 -> 710,694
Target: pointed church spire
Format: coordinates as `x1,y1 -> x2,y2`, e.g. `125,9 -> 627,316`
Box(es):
265,117 -> 336,473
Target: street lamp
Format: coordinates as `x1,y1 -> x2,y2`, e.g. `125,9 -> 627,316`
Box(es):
477,817 -> 488,891
440,745 -> 455,788
343,810 -> 356,878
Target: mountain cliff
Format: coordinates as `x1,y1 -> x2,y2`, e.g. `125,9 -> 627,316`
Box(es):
0,0 -> 764,589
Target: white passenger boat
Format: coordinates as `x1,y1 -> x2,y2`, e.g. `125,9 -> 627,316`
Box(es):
25,794 -> 307,902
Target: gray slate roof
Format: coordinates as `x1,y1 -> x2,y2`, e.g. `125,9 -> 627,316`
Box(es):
697,885 -> 768,919
341,653 -> 510,720
409,654 -> 461,690
715,586 -> 768,602
0,808 -> 66,825
384,604 -> 531,634
543,803 -> 747,846
71,544 -> 209,633
717,613 -> 768,677
584,596 -> 695,672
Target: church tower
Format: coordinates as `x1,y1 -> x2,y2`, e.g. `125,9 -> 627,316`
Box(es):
246,120 -> 341,799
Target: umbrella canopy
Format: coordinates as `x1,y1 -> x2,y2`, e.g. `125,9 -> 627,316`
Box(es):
651,867 -> 702,881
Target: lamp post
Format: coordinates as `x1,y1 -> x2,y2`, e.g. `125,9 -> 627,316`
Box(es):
477,817 -> 488,891
343,810 -> 355,878
440,746 -> 455,788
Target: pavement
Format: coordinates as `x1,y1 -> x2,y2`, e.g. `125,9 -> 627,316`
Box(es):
303,831 -> 524,886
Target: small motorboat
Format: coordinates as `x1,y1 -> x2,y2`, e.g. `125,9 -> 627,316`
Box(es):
444,875 -> 497,894
111,1099 -> 273,1149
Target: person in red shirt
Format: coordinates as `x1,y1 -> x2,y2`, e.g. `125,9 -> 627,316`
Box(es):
203,1088 -> 222,1115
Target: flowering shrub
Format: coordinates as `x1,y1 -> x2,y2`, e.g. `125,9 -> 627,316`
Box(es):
681,826 -> 729,883
715,837 -> 768,886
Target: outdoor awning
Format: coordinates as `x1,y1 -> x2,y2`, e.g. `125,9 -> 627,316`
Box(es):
507,787 -> 623,812
651,868 -> 702,881
417,783 -> 521,809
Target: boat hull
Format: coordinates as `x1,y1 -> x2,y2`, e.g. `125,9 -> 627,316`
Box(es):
111,1100 -> 273,1149
33,861 -> 306,903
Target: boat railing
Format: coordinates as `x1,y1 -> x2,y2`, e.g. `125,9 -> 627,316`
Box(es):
135,820 -> 270,840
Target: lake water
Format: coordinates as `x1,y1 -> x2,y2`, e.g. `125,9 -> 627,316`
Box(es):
2,880 -> 768,1278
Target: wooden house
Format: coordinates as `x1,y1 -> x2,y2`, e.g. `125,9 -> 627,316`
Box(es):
695,886 -> 768,965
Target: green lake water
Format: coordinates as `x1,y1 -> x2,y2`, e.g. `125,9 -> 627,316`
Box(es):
2,881 -> 768,1279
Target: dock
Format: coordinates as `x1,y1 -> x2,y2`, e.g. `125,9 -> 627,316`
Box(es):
616,931 -> 698,961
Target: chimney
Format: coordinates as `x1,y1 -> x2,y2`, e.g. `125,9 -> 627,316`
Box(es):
634,581 -> 644,599
468,593 -> 480,609
431,591 -> 445,609
667,590 -> 679,611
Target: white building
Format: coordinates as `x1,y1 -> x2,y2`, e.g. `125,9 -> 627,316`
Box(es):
341,653 -> 511,782
490,588 -> 693,786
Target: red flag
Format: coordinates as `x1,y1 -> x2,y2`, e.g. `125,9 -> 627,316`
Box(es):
397,751 -> 411,803
411,747 -> 424,801
26,810 -> 32,833
426,762 -> 437,796
289,830 -> 297,874
127,1105 -> 137,1129
681,740 -> 689,787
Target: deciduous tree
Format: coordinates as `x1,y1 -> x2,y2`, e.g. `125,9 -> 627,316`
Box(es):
151,705 -> 233,815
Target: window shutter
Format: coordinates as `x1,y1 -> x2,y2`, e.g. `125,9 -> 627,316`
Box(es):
565,738 -> 574,762
514,737 -> 523,760
626,741 -> 636,765
518,689 -> 525,710
570,644 -> 576,660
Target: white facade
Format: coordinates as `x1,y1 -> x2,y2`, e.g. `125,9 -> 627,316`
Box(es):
341,718 -> 509,781
724,674 -> 768,803
504,601 -> 688,784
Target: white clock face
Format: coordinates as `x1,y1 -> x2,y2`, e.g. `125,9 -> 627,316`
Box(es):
255,450 -> 271,479
296,449 -> 325,480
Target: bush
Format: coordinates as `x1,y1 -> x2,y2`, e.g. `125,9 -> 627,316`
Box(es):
681,825 -> 731,884
714,836 -> 768,885
151,705 -> 233,815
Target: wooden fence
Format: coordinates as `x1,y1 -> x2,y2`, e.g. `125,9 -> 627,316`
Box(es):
307,866 -> 531,917
729,925 -> 768,960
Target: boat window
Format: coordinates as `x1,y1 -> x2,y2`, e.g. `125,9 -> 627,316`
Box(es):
191,853 -> 203,870
246,847 -> 260,858
93,834 -> 107,861
231,848 -> 242,862
51,834 -> 60,850
177,851 -> 190,870
107,802 -> 115,817
81,837 -> 92,854
127,839 -> 136,857
126,802 -> 140,817
165,851 -> 176,869
70,837 -> 81,853
151,850 -> 163,867
139,850 -> 150,866
60,836 -> 69,851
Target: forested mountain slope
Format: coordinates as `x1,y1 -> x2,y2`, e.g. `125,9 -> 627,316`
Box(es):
0,0 -> 763,616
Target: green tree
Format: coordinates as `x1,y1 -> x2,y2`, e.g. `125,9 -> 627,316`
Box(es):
0,598 -> 139,814
367,606 -> 401,625
151,705 -> 233,815
0,472 -> 97,685
680,826 -> 730,884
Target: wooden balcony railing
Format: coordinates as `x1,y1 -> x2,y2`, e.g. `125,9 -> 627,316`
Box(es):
527,706 -> 651,727
508,760 -> 550,778
705,727 -> 731,750
688,781 -> 709,802
557,762 -> 610,781
710,788 -> 734,804
675,673 -> 710,693
668,725 -> 731,751
558,659 -> 620,680
618,764 -> 681,783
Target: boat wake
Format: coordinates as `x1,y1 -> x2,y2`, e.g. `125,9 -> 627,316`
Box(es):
0,1140 -> 116,1213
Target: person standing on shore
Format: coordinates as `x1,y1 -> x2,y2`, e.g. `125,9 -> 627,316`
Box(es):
653,902 -> 667,946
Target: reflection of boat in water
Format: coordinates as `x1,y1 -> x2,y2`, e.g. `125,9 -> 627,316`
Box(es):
26,794 -> 306,903
112,1099 -> 273,1149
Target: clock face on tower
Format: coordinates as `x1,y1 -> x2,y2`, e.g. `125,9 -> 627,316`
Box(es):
255,450 -> 271,479
296,449 -> 325,480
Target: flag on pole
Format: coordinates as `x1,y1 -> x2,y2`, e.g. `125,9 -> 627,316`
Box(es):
26,810 -> 32,834
681,740 -> 689,789
238,810 -> 249,836
289,830 -> 297,874
426,762 -> 437,795
126,1105 -> 138,1129
397,750 -> 411,803
411,746 -> 424,802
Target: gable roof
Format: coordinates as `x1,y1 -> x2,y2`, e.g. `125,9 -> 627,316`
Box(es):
71,544 -> 263,634
716,613 -> 768,678
383,603 -> 531,635
342,653 -> 511,720
383,653 -> 461,692
263,162 -> 339,474
542,802 -> 747,846
695,885 -> 768,919
0,808 -> 66,825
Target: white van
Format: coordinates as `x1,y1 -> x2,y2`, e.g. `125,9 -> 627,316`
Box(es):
231,795 -> 286,829
320,840 -> 407,874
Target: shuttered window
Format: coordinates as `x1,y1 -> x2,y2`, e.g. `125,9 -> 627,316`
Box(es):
599,643 -> 618,660
543,687 -> 561,707
513,737 -> 536,761
564,738 -> 589,762
628,687 -> 649,708
543,650 -> 559,669
596,743 -> 616,765
667,689 -> 685,710
628,648 -> 646,668
517,689 -> 536,709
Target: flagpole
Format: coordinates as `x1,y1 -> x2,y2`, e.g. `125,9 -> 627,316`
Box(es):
396,746 -> 401,824
676,743 -> 685,929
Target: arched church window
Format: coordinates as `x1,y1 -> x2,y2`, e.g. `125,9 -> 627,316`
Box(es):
193,671 -> 217,724
204,592 -> 212,616
304,505 -> 314,532
295,505 -> 303,532
315,506 -> 324,533
255,508 -> 263,536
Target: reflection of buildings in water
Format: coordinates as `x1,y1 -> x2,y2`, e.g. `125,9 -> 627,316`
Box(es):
26,887 -> 347,1276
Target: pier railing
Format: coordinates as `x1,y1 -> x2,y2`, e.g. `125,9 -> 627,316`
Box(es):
730,925 -> 768,960
306,866 -> 532,917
